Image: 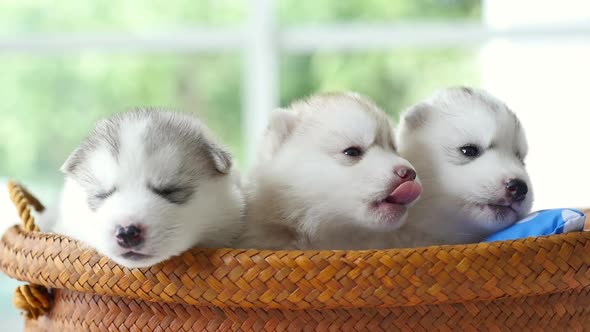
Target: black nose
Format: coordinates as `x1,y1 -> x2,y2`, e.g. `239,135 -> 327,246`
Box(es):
506,179 -> 528,202
115,225 -> 143,248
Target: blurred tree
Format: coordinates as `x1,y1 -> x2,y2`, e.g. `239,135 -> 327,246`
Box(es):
0,0 -> 481,199
280,48 -> 480,115
279,0 -> 480,23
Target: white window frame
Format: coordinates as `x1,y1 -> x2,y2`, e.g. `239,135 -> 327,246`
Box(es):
0,0 -> 589,167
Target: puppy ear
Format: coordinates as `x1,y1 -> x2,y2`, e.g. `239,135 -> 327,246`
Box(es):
258,108 -> 299,160
400,102 -> 432,130
60,146 -> 85,175
207,144 -> 233,174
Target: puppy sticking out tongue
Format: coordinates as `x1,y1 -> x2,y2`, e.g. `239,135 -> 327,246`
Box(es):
236,91 -> 424,250
386,181 -> 422,205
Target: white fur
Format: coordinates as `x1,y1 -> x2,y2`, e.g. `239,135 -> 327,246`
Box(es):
394,87 -> 534,246
237,92 -> 421,250
40,111 -> 244,268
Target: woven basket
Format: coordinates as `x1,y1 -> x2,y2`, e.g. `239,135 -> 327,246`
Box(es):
2,181 -> 590,331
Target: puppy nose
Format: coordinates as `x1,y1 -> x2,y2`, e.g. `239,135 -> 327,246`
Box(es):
505,179 -> 528,202
394,166 -> 417,181
115,225 -> 143,248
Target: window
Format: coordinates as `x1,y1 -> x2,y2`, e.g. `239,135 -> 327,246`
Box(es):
1,1 -> 588,329
481,0 -> 590,209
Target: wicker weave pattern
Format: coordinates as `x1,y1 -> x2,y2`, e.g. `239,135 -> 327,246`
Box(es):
3,181 -> 590,331
6,181 -> 51,318
2,216 -> 590,310
23,288 -> 590,332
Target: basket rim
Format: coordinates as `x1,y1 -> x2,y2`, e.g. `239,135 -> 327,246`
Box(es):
3,224 -> 590,309
2,181 -> 590,310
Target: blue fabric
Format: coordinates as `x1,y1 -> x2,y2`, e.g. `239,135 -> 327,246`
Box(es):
484,209 -> 587,242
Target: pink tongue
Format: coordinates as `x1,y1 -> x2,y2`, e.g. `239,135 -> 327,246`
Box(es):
386,181 -> 422,205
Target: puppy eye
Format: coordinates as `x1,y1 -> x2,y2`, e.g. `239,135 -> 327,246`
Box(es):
149,184 -> 194,204
95,188 -> 116,200
88,187 -> 116,211
151,186 -> 181,198
343,147 -> 363,157
459,145 -> 481,158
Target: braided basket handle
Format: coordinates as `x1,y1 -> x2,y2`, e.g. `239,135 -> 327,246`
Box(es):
7,180 -> 45,232
6,181 -> 51,319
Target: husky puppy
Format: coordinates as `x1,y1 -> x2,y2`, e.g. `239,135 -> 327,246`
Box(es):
237,92 -> 422,250
395,87 -> 533,246
40,109 -> 244,268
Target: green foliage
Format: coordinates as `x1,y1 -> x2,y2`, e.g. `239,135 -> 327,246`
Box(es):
0,0 -> 247,33
280,48 -> 479,116
0,1 -> 481,199
279,0 -> 480,24
0,54 -> 243,183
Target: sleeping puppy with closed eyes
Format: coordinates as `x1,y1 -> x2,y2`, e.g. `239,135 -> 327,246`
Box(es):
39,109 -> 244,268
